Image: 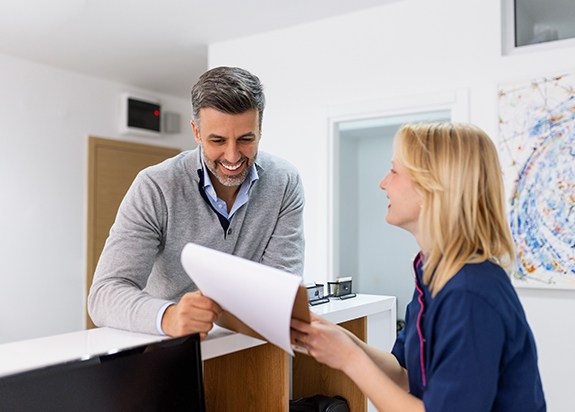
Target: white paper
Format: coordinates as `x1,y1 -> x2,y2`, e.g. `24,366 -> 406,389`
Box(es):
180,243 -> 302,355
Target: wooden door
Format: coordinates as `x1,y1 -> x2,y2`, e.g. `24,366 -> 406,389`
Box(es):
86,137 -> 181,328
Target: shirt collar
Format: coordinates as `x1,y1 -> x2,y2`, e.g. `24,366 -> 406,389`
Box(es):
199,150 -> 259,201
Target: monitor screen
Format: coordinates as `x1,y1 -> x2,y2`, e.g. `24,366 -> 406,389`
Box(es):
0,334 -> 205,412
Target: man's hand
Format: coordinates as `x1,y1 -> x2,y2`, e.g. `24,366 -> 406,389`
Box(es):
161,291 -> 222,340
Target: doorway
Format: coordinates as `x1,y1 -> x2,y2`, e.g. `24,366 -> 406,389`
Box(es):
332,110 -> 451,322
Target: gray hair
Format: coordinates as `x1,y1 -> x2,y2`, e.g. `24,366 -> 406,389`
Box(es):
191,66 -> 265,131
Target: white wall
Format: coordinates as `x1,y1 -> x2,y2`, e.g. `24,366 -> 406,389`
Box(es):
0,53 -> 195,344
209,0 -> 575,410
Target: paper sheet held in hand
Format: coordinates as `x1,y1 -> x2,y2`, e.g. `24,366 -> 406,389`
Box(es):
180,243 -> 310,355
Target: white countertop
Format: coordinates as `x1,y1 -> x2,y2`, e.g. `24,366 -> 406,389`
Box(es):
312,293 -> 395,324
0,294 -> 395,378
200,294 -> 395,360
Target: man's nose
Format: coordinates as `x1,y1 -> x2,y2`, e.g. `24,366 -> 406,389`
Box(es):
223,141 -> 241,163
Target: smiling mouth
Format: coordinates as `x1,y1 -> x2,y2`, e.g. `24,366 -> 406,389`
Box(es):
220,160 -> 244,172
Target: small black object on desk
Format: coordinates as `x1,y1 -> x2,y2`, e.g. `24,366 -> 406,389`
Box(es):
327,277 -> 357,300
305,283 -> 330,306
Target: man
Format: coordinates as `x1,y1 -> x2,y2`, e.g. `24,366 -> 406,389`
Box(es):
88,67 -> 305,338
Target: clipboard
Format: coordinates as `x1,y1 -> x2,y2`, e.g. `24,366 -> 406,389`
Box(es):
180,243 -> 311,355
216,285 -> 311,341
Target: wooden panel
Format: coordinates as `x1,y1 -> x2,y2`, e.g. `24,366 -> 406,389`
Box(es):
86,137 -> 180,328
204,344 -> 289,412
292,317 -> 367,412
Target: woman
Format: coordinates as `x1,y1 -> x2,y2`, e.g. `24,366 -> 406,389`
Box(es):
291,122 -> 546,411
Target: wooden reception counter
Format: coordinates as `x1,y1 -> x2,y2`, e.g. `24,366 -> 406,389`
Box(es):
0,294 -> 395,411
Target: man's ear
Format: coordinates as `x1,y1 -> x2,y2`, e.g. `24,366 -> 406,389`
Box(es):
191,119 -> 201,145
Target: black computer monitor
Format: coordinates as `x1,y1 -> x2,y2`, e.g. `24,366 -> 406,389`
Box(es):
0,334 -> 205,412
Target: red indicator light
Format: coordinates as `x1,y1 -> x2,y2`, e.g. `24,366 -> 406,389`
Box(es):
154,109 -> 160,117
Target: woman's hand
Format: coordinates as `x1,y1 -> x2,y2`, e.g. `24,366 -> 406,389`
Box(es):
292,314 -> 420,412
290,313 -> 363,371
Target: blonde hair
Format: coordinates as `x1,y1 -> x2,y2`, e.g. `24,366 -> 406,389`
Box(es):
394,122 -> 516,295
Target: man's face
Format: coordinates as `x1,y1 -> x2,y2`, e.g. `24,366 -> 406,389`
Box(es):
192,108 -> 261,187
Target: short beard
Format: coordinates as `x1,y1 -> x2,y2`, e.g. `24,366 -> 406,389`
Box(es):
202,148 -> 255,187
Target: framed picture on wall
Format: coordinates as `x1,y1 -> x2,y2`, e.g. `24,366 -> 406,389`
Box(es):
497,72 -> 575,289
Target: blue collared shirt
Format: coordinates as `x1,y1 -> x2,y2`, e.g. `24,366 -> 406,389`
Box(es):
200,155 -> 259,220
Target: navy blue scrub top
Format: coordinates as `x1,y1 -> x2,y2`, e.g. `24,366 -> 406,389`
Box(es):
392,253 -> 546,411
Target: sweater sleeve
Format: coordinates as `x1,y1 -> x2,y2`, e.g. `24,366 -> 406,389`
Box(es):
87,171 -> 172,334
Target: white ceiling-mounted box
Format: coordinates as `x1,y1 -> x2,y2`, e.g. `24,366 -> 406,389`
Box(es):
120,93 -> 161,137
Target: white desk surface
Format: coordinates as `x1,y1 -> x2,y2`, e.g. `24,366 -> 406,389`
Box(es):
0,294 -> 395,378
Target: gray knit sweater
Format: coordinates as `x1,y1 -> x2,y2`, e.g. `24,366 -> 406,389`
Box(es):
88,148 -> 305,334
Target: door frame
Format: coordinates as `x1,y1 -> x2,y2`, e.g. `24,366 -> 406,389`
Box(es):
326,89 -> 469,280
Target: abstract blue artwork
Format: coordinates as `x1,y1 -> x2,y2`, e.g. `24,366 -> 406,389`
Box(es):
498,73 -> 575,288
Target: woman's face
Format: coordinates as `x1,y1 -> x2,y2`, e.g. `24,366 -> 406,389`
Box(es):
379,159 -> 422,236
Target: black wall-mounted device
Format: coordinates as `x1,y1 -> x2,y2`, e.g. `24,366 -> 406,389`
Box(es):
127,97 -> 161,132
121,94 -> 161,137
